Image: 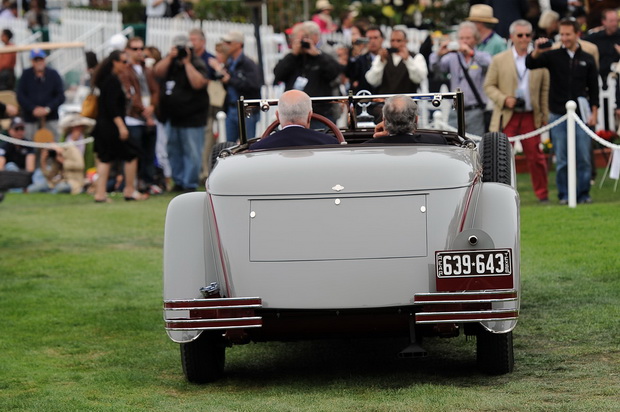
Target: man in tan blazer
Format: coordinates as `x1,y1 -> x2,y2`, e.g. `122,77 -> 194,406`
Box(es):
484,19 -> 550,202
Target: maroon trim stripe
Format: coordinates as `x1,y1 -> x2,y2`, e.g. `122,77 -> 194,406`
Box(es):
414,292 -> 517,303
166,318 -> 262,329
459,171 -> 481,233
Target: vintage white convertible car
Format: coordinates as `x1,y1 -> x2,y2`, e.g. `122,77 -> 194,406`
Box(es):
163,92 -> 520,383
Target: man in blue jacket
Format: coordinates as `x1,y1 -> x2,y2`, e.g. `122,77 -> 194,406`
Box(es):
17,48 -> 65,142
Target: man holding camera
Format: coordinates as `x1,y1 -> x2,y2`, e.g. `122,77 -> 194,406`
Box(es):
484,20 -> 550,203
365,29 -> 427,95
154,34 -> 209,192
526,18 -> 599,205
274,21 -> 341,122
430,21 -> 492,137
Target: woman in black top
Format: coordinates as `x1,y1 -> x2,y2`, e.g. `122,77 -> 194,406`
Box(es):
91,50 -> 146,202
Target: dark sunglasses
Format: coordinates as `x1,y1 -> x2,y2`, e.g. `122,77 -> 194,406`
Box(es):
33,57 -> 44,61
129,47 -> 144,51
13,126 -> 25,131
515,33 -> 532,38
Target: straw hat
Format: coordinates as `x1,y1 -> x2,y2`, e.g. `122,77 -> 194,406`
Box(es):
59,113 -> 96,136
466,4 -> 499,24
315,0 -> 333,11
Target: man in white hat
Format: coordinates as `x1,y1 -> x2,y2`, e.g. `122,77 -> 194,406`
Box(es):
466,4 -> 506,57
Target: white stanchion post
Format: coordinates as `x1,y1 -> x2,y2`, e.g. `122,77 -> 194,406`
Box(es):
566,101 -> 577,208
216,111 -> 227,144
432,110 -> 443,130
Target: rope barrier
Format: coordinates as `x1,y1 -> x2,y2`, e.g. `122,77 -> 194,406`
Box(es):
0,133 -> 94,149
431,112 -> 620,151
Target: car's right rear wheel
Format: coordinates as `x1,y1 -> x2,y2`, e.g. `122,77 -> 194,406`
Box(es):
479,132 -> 512,185
476,329 -> 514,375
180,331 -> 226,383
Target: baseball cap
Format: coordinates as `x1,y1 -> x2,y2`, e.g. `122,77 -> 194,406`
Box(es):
10,117 -> 25,129
30,48 -> 47,59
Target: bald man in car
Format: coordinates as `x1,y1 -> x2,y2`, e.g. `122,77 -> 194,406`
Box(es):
250,90 -> 339,150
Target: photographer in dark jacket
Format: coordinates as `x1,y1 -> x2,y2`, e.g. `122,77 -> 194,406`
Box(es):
274,21 -> 341,123
216,30 -> 262,142
154,34 -> 209,192
526,18 -> 598,205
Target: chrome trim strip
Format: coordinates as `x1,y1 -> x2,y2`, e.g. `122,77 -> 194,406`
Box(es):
416,316 -> 518,324
164,304 -> 262,311
166,316 -> 262,324
415,289 -> 517,297
166,324 -> 262,331
414,298 -> 517,304
417,309 -> 518,316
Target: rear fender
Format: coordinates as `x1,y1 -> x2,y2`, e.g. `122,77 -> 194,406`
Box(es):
472,182 -> 520,333
163,192 -> 219,342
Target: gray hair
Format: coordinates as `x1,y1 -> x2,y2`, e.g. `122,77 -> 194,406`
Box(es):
458,21 -> 480,42
383,95 -> 418,135
293,21 -> 321,39
278,92 -> 312,125
509,19 -> 532,35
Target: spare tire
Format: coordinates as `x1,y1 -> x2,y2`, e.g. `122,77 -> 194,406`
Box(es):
479,132 -> 512,185
209,142 -> 237,173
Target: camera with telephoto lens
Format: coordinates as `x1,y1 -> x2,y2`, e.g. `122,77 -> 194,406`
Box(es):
513,97 -> 526,112
301,40 -> 311,49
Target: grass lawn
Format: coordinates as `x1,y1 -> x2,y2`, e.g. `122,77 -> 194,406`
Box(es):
1,171 -> 619,412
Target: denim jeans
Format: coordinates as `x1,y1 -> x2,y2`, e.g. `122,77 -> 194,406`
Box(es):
128,125 -> 157,186
226,106 -> 259,142
549,112 -> 591,202
165,123 -> 205,189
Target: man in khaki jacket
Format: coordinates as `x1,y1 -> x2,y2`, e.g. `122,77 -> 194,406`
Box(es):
484,19 -> 550,202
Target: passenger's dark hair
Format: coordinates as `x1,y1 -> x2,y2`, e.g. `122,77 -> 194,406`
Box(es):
91,50 -> 122,89
559,17 -> 580,33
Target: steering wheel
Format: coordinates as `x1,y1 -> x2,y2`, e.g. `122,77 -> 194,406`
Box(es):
261,113 -> 345,143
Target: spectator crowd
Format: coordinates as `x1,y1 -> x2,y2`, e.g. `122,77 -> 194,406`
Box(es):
1,0 -> 619,205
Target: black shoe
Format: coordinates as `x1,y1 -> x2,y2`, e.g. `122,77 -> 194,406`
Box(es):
171,184 -> 185,193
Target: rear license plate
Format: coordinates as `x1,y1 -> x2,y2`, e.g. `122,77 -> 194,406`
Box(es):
436,249 -> 512,278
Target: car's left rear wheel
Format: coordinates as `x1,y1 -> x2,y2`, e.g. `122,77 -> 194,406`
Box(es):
180,331 -> 226,383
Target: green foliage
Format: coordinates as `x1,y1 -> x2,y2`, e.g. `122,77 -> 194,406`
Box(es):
193,0 -> 252,23
120,1 -> 146,24
0,174 -> 619,410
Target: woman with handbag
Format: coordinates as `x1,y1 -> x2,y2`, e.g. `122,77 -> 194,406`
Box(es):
91,50 -> 147,203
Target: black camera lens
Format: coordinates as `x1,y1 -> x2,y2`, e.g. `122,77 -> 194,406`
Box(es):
301,40 -> 311,49
176,45 -> 187,59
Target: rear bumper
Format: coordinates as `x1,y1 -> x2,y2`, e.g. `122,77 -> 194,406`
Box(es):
164,289 -> 518,333
412,289 -> 519,324
164,297 -> 263,331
